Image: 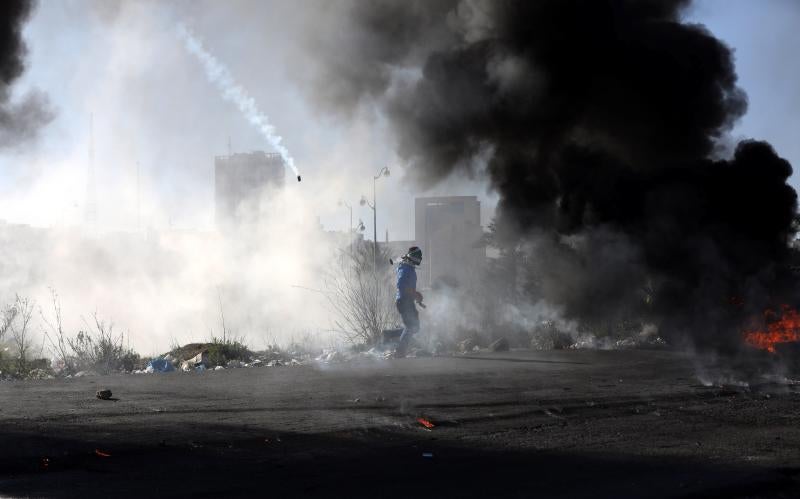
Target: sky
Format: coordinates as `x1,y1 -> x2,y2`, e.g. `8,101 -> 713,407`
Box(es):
689,0 -> 800,188
0,0 -> 798,239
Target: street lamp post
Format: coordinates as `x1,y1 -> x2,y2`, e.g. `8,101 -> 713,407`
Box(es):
361,166 -> 390,267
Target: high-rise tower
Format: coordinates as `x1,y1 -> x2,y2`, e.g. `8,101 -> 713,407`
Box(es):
214,150 -> 285,229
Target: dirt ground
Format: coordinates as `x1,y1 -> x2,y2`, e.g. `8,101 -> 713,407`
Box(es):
0,349 -> 798,498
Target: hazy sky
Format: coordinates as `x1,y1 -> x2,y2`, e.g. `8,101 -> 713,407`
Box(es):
0,0 -> 798,240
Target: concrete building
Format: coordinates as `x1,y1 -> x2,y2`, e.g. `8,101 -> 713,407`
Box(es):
413,196 -> 484,289
215,151 -> 285,229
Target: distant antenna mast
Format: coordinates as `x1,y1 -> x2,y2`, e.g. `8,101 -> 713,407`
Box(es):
85,113 -> 97,226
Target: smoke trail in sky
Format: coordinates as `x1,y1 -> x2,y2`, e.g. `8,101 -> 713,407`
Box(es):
176,23 -> 299,177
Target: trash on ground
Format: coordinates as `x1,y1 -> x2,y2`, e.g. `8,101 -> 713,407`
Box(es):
96,389 -> 112,400
489,337 -> 510,352
94,449 -> 111,457
27,368 -> 54,380
417,417 -> 435,429
457,338 -> 477,353
147,358 -> 175,373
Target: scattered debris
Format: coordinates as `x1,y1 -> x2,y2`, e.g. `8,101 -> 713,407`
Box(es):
570,330 -> 666,350
94,449 -> 111,458
315,347 -> 393,364
417,417 -> 435,429
179,350 -> 209,371
457,338 -> 477,353
543,408 -> 565,420
26,368 -> 54,380
96,389 -> 112,400
214,365 -> 225,371
530,321 -> 574,350
146,358 -> 175,373
489,337 -> 510,352
316,349 -> 346,363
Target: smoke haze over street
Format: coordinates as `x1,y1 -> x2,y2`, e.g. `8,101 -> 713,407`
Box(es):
0,0 -> 794,354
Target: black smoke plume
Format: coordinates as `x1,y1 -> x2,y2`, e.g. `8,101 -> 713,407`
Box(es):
0,0 -> 52,147
309,0 -> 798,352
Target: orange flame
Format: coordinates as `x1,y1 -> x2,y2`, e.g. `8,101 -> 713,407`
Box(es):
743,305 -> 800,353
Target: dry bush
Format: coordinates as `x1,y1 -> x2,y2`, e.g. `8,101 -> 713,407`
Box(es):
40,288 -> 73,373
68,313 -> 139,374
7,295 -> 35,376
0,299 -> 17,346
324,241 -> 398,345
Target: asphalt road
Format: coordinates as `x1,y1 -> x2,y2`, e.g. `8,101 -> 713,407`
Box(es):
0,349 -> 798,498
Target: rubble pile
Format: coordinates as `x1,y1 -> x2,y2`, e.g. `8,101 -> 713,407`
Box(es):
489,337 -> 510,352
448,320 -> 667,354
570,331 -> 667,350
315,347 -> 393,364
2,323 -> 673,381
132,342 -> 307,374
530,322 -> 574,351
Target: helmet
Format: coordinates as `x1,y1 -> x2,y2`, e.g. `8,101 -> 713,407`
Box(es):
404,246 -> 422,266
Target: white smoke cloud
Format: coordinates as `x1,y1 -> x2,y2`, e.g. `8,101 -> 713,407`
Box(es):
176,22 -> 300,178
0,1 -> 498,358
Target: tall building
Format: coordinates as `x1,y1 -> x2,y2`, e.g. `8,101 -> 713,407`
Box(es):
215,151 -> 285,229
414,196 -> 484,288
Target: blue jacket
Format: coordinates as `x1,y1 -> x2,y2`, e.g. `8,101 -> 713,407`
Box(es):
396,262 -> 417,301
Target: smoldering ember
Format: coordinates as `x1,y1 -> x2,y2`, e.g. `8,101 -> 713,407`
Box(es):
1,1 -> 800,497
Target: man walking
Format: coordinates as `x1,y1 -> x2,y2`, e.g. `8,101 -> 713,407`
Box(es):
395,246 -> 423,358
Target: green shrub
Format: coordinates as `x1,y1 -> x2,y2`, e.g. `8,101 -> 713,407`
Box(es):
205,337 -> 251,367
